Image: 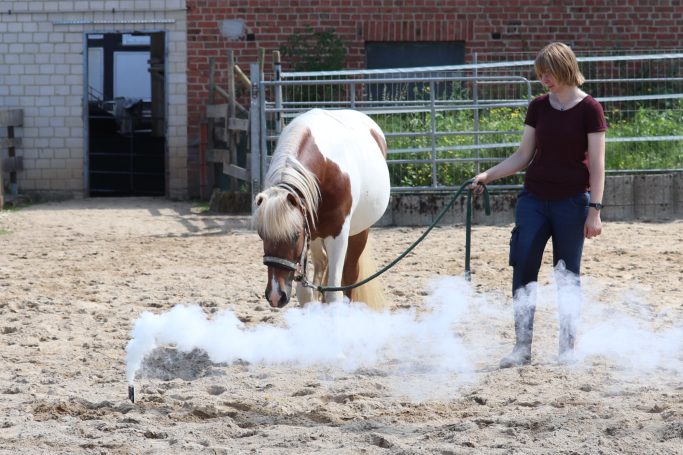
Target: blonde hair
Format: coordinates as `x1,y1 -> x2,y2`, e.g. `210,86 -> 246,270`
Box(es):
534,42 -> 585,86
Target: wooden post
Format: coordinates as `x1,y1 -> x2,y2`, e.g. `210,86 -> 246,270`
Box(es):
258,47 -> 266,75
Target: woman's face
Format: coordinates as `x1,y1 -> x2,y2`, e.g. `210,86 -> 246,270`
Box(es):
540,72 -> 564,92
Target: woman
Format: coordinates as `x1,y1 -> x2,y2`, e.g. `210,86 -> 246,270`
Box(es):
471,42 -> 607,368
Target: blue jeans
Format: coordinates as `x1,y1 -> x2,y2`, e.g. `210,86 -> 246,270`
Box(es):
510,189 -> 589,295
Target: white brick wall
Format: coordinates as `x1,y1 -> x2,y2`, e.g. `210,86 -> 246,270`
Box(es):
0,1 -> 188,198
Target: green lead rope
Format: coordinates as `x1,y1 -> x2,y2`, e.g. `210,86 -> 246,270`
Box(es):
314,179 -> 491,293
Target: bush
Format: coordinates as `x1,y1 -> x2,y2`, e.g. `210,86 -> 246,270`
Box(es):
378,103 -> 682,188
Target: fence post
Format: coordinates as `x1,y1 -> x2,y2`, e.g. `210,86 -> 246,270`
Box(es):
273,50 -> 283,134
249,63 -> 262,208
473,52 -> 480,175
429,80 -> 438,187
227,49 -> 237,192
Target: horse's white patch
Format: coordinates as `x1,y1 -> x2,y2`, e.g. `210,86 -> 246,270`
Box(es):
268,275 -> 281,305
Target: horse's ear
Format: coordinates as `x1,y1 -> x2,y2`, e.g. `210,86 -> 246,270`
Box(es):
255,193 -> 265,206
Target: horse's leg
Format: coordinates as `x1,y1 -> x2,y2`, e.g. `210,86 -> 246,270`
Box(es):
311,239 -> 328,301
322,222 -> 350,303
335,229 -> 387,310
295,238 -> 327,304
341,229 -> 369,300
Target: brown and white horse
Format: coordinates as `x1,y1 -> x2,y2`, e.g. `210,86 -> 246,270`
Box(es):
253,109 -> 391,310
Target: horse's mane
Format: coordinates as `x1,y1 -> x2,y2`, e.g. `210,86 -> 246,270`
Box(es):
253,123 -> 321,241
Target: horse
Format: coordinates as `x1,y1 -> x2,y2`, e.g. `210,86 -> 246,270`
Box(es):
252,108 -> 391,311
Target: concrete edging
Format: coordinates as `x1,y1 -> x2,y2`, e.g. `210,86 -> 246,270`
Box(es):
378,172 -> 683,226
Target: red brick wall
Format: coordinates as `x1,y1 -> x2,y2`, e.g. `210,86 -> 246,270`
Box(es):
186,0 -> 683,193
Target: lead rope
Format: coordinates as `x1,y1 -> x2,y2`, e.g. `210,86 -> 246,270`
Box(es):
299,179 -> 491,294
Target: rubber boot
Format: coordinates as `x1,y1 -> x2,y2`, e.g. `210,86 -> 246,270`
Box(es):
558,314 -> 577,364
556,270 -> 581,364
500,304 -> 535,368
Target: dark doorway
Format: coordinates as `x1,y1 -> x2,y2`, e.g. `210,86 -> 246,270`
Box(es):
365,41 -> 465,101
366,42 -> 465,69
86,32 -> 166,196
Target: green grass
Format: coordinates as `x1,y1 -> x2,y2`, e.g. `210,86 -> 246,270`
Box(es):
191,201 -> 211,214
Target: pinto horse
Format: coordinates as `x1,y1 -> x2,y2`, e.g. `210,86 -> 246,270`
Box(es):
253,109 -> 390,310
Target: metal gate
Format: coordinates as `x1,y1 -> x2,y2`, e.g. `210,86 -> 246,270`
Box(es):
249,53 -> 683,201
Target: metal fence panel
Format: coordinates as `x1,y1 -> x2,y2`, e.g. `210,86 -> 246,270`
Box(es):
252,53 -> 683,194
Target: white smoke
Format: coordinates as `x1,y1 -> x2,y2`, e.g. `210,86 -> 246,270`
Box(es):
126,268 -> 683,390
125,276 -> 474,386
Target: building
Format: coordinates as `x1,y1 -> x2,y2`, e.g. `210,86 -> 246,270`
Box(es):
1,1 -> 681,200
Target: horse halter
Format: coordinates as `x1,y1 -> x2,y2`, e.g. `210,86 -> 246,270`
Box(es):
262,188 -> 311,282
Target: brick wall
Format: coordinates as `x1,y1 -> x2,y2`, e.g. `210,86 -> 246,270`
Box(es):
186,0 -> 683,146
0,0 -> 188,198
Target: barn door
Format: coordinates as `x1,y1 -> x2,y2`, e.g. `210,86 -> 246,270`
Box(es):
86,31 -> 166,196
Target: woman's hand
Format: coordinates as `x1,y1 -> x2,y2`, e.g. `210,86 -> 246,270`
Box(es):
584,209 -> 602,239
470,172 -> 489,194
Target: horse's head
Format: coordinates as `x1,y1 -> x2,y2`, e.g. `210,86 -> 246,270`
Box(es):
253,188 -> 309,308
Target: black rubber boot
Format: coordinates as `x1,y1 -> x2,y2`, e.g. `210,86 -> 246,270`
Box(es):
500,304 -> 535,368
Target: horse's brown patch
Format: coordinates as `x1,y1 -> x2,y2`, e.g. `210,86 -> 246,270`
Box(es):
342,229 -> 369,298
296,129 -> 352,239
370,129 -> 388,159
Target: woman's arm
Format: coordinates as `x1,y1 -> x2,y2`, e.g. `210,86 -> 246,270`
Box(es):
585,131 -> 606,238
471,125 -> 536,189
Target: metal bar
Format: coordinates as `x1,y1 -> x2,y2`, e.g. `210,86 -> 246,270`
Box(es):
259,69 -> 268,191
249,63 -> 262,206
281,53 -> 683,78
428,80 -> 437,187
53,19 -> 176,25
227,49 -> 238,190
264,75 -> 531,86
273,51 -> 284,134
473,52 -> 480,175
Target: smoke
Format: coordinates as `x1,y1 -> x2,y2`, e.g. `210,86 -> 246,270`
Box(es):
126,268 -> 683,391
125,276 -> 474,386
575,296 -> 683,373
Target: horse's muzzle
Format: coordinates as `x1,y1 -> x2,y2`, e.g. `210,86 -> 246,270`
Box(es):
266,286 -> 290,308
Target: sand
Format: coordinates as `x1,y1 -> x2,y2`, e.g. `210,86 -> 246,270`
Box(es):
0,197 -> 681,454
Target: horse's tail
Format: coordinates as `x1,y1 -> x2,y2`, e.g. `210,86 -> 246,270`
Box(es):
351,237 -> 388,311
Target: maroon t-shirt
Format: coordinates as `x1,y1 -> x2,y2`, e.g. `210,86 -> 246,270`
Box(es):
524,94 -> 607,200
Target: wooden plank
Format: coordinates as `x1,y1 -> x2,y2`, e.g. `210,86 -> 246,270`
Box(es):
223,163 -> 249,181
2,156 -> 23,172
234,64 -> 252,89
228,117 -> 250,131
0,109 -> 23,127
206,104 -> 228,119
0,137 -> 21,148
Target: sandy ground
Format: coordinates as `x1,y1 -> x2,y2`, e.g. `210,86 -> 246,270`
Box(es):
0,197 -> 681,454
